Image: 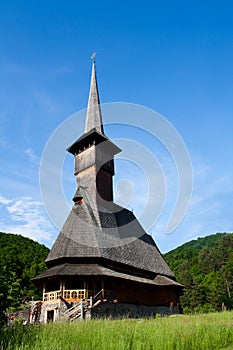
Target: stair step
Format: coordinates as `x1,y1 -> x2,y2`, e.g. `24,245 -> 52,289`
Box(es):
61,298 -> 94,321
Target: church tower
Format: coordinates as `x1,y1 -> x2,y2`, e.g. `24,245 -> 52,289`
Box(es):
67,60 -> 121,207
32,59 -> 183,322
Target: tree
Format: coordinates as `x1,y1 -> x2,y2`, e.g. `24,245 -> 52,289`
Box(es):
0,232 -> 49,314
164,232 -> 233,313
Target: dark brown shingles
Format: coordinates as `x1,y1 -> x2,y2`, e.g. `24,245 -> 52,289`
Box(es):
46,201 -> 174,278
32,263 -> 181,286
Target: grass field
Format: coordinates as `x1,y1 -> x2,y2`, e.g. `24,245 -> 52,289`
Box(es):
1,312 -> 233,350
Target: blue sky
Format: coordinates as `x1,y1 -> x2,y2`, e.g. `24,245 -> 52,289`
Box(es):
0,0 -> 233,253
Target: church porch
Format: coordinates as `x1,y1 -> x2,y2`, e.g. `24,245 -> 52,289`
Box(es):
41,275 -> 114,304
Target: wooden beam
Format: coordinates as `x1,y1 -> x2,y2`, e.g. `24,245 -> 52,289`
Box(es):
101,279 -> 104,299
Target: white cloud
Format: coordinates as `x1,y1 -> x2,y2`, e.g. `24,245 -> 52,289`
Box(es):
25,148 -> 40,164
0,196 -> 13,205
0,195 -> 55,246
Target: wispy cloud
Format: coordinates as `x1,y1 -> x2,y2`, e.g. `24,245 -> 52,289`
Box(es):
25,148 -> 40,165
0,195 -> 55,246
0,196 -> 12,205
146,157 -> 233,252
33,90 -> 58,114
1,63 -> 27,74
190,166 -> 233,212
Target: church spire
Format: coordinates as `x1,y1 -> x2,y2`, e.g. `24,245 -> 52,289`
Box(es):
85,56 -> 104,134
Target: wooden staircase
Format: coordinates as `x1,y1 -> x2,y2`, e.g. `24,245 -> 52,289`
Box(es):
61,300 -> 88,321
60,290 -> 106,321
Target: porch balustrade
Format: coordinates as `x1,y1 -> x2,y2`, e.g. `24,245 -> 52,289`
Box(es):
43,290 -> 61,302
43,289 -> 87,302
63,289 -> 87,300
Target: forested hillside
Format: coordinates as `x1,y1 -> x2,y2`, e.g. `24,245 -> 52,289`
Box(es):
164,232 -> 233,313
0,232 -> 49,318
1,231 -> 233,318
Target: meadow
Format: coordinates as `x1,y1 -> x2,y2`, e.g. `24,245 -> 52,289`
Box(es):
1,312 -> 233,350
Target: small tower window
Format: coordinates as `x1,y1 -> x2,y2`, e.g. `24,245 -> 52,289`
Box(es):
72,187 -> 83,205
74,198 -> 83,205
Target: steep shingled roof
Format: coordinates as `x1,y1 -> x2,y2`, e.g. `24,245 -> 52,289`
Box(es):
45,200 -> 175,278
33,263 -> 182,287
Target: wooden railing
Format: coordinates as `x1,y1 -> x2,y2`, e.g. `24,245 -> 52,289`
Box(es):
43,290 -> 61,302
43,289 -> 87,302
43,289 -> 113,302
61,301 -> 83,321
63,289 -> 87,300
92,289 -> 103,301
89,289 -> 114,301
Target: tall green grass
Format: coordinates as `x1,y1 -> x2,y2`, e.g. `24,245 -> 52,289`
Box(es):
1,312 -> 233,350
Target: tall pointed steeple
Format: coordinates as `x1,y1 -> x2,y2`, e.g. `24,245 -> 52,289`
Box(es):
67,57 -> 121,204
85,60 -> 104,134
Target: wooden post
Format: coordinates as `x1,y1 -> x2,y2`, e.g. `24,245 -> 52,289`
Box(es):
84,280 -> 87,299
42,283 -> 46,301
80,299 -> 83,319
60,279 -> 64,299
101,279 -> 104,299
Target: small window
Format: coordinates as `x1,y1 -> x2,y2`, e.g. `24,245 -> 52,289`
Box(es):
75,199 -> 83,205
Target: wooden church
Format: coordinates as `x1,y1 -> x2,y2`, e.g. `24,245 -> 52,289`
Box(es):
32,60 -> 183,322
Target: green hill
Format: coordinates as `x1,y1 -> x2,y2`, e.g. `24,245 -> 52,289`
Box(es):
1,231 -> 233,318
0,232 -> 49,318
164,232 -> 233,313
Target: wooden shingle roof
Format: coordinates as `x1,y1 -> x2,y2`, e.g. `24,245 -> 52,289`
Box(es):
45,200 -> 175,278
32,263 -> 182,287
